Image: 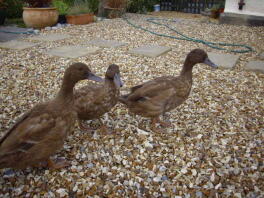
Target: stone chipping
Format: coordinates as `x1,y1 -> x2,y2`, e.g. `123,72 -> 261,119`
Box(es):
0,13 -> 263,197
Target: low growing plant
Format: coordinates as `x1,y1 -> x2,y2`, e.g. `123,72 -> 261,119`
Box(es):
52,0 -> 69,15
67,0 -> 91,15
127,0 -> 158,13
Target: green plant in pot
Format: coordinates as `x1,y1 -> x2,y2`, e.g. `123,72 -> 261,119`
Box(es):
66,0 -> 98,25
23,0 -> 59,28
52,0 -> 69,24
0,0 -> 7,25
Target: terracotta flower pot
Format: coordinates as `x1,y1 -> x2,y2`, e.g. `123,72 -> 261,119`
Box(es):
23,7 -> 58,29
66,13 -> 94,25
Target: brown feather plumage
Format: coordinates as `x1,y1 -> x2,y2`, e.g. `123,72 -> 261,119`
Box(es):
74,64 -> 122,129
0,62 -> 100,169
119,49 -> 217,132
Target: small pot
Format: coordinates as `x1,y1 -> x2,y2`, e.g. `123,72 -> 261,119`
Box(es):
0,8 -> 6,25
66,13 -> 94,25
211,10 -> 220,19
58,15 -> 67,24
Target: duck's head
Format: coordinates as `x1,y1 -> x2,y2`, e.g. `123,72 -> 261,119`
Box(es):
187,49 -> 217,68
65,62 -> 103,84
105,64 -> 124,88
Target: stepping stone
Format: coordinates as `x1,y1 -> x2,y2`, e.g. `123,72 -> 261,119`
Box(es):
0,32 -> 21,42
0,26 -> 32,42
0,40 -> 38,50
208,52 -> 240,69
245,61 -> 264,73
259,52 -> 264,60
29,33 -> 70,41
129,45 -> 172,58
46,45 -> 100,58
87,39 -> 126,48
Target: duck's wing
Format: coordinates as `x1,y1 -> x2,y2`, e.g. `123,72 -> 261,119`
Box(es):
127,77 -> 176,102
0,103 -> 56,164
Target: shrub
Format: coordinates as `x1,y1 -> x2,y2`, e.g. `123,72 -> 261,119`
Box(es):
52,0 -> 69,15
23,0 -> 52,8
5,0 -> 23,18
127,0 -> 159,13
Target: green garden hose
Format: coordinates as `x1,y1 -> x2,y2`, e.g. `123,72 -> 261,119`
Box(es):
123,17 -> 254,53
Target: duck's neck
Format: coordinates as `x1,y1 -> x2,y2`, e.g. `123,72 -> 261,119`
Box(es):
56,77 -> 75,104
105,77 -> 116,91
180,58 -> 195,80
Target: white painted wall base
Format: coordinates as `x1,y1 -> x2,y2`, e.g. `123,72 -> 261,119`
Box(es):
224,0 -> 264,17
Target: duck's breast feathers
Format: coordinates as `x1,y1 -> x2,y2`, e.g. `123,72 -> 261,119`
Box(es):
74,82 -> 119,120
74,84 -> 105,109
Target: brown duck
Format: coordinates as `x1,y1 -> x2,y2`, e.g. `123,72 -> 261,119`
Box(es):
74,64 -> 123,132
0,63 -> 103,169
119,49 -> 217,133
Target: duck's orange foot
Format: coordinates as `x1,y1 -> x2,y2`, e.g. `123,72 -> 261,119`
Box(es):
47,158 -> 70,170
151,117 -> 170,133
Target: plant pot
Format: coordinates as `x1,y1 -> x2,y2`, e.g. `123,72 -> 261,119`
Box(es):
0,8 -> 6,25
219,8 -> 224,13
211,10 -> 220,19
66,13 -> 94,25
23,7 -> 58,29
104,7 -> 124,19
58,14 -> 67,24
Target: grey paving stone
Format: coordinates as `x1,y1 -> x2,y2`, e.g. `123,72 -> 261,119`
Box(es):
208,52 -> 240,69
29,33 -> 70,41
0,40 -> 38,50
0,26 -> 32,42
245,61 -> 264,73
46,45 -> 100,58
129,45 -> 172,58
259,52 -> 264,60
87,39 -> 126,48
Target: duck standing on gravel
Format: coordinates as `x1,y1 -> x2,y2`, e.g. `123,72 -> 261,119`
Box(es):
0,63 -> 103,169
119,49 -> 217,133
74,64 -> 123,133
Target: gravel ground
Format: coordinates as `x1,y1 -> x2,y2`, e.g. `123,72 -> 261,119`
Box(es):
0,12 -> 263,197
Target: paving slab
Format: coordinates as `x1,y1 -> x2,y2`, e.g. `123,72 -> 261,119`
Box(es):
245,61 -> 264,73
259,52 -> 264,60
46,45 -> 100,58
0,26 -> 31,42
87,39 -> 126,48
0,40 -> 38,50
208,52 -> 240,69
129,45 -> 172,58
29,33 -> 70,41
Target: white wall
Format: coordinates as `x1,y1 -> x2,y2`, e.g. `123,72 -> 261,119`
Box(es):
224,0 -> 264,17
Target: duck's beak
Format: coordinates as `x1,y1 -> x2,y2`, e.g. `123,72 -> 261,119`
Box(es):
114,73 -> 123,88
204,58 -> 218,68
87,73 -> 104,82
